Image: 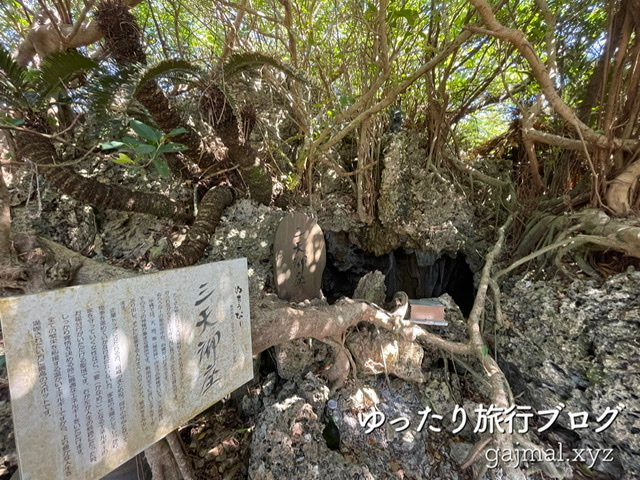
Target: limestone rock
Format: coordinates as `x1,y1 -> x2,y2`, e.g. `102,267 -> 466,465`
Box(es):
498,270 -> 640,478
345,329 -> 425,383
377,132 -> 477,255
275,339 -> 315,380
207,199 -> 284,296
353,270 -> 386,305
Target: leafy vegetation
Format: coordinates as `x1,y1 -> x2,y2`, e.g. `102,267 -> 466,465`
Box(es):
2,2 -> 640,479
100,120 -> 188,177
1,0 -> 639,261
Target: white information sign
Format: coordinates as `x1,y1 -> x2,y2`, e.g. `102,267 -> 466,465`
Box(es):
0,258 -> 253,480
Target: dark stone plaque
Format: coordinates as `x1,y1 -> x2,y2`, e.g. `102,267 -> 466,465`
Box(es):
274,212 -> 326,302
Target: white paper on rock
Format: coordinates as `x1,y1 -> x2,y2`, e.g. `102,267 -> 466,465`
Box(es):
0,258 -> 253,480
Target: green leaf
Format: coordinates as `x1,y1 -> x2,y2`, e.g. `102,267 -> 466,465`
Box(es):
481,345 -> 489,357
132,144 -> 156,155
234,427 -> 254,434
0,44 -> 27,95
121,136 -> 144,145
166,127 -> 188,137
158,142 -> 187,153
285,172 -> 300,189
6,117 -> 25,126
339,94 -> 353,108
86,64 -> 138,118
129,120 -> 162,143
153,157 -> 171,178
35,50 -> 99,100
365,3 -> 377,16
132,59 -> 204,97
100,141 -> 125,149
114,153 -> 135,163
222,52 -> 307,83
388,8 -> 419,27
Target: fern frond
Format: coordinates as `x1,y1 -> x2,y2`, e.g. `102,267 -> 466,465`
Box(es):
0,44 -> 27,97
221,52 -> 307,83
86,68 -> 132,112
0,83 -> 18,106
34,50 -> 99,100
133,59 -> 204,96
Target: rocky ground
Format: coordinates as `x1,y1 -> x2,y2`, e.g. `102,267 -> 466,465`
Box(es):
1,133 -> 638,479
2,192 -> 638,478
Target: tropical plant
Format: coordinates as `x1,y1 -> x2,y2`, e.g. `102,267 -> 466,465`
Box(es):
100,120 -> 188,177
0,45 -> 98,114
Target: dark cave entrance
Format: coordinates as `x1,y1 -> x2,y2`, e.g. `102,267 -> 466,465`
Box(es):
322,231 -> 476,316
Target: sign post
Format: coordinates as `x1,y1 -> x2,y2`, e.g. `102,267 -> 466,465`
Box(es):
274,212 -> 326,302
0,259 -> 253,480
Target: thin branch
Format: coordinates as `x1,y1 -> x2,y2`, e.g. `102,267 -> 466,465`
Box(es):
311,29 -> 475,156
533,0 -> 558,80
147,0 -> 171,58
573,121 -> 605,209
445,151 -> 511,189
14,0 -> 34,20
317,156 -> 376,177
200,163 -> 240,179
35,0 -> 66,45
0,124 -> 78,147
219,0 -> 248,61
3,146 -> 98,168
214,0 -> 282,26
520,97 -> 546,192
63,1 -> 95,45
465,0 -> 630,151
460,436 -> 493,470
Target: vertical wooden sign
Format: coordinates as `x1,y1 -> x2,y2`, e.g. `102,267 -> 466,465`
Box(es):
274,212 -> 326,302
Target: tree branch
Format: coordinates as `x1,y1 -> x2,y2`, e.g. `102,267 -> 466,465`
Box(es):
465,0 -> 631,151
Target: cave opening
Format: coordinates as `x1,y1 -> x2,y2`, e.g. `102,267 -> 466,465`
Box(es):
322,231 -> 476,316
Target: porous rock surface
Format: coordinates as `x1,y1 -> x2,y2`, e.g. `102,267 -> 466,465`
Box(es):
499,270 -> 640,478
206,199 -> 285,296
377,133 -> 478,257
245,370 -> 472,480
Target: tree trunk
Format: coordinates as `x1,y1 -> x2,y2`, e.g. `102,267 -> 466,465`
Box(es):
15,122 -> 191,221
606,158 -> 640,216
14,126 -> 190,221
95,0 -> 273,204
160,185 -> 235,268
